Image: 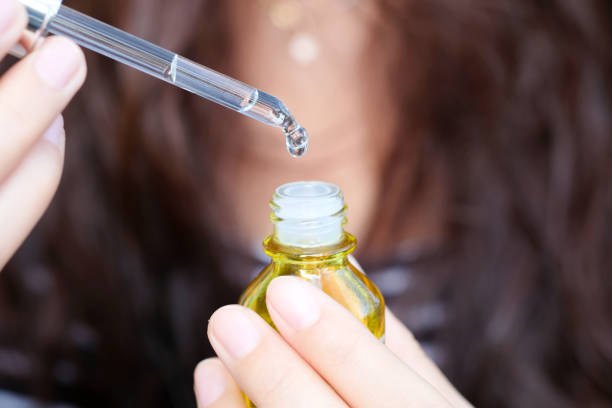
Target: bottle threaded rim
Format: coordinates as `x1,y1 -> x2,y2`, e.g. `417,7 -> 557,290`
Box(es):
269,181 -> 347,247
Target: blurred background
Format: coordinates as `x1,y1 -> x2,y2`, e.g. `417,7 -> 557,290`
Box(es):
1,0 -> 611,406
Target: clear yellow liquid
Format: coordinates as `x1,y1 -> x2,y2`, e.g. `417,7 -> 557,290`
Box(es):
238,233 -> 385,407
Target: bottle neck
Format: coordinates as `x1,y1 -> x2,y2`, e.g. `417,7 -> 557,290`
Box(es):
265,181 -> 353,261
264,231 -> 356,263
272,207 -> 346,248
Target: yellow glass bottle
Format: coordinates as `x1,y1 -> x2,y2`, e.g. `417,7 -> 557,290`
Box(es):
239,181 -> 385,407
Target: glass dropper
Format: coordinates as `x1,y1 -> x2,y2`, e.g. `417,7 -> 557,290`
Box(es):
14,0 -> 309,157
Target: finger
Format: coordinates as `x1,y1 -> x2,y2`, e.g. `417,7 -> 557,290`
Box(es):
0,116 -> 64,268
194,358 -> 244,408
207,305 -> 348,408
0,0 -> 28,60
385,308 -> 472,407
266,276 -> 455,408
348,256 -> 471,406
0,35 -> 86,181
385,307 -> 420,363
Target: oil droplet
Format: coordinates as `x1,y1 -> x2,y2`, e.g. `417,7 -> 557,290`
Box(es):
284,125 -> 309,157
277,106 -> 308,157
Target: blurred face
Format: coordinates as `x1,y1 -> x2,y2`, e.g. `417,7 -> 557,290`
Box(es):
216,0 -> 396,250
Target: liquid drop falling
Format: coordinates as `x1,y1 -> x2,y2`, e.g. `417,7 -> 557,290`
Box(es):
283,123 -> 309,158
285,126 -> 309,157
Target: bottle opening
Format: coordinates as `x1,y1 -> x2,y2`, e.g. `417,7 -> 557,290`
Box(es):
270,181 -> 346,247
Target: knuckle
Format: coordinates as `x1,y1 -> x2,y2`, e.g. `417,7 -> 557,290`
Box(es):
256,362 -> 300,404
317,324 -> 364,368
0,98 -> 28,132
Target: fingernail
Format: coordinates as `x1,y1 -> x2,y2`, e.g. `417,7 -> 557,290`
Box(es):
0,0 -> 19,33
35,37 -> 82,89
268,277 -> 320,331
195,361 -> 226,407
42,115 -> 65,149
210,307 -> 260,360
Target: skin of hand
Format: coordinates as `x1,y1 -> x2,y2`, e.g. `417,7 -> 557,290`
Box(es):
194,277 -> 473,408
0,0 -> 87,269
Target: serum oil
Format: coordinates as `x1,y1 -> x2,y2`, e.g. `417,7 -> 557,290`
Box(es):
238,181 -> 385,407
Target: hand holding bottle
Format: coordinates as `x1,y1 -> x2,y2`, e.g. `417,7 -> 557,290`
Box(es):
195,276 -> 473,407
0,0 -> 86,269
193,181 -> 468,407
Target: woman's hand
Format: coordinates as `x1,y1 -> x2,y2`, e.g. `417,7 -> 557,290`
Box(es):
0,0 -> 86,269
195,277 -> 472,407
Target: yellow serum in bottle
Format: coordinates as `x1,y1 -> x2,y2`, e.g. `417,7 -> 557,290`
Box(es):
240,181 -> 385,338
239,182 -> 386,403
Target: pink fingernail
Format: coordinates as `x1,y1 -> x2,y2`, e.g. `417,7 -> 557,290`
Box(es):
0,0 -> 19,33
195,362 -> 226,407
267,277 -> 320,331
210,307 -> 260,360
42,115 -> 65,149
35,37 -> 81,89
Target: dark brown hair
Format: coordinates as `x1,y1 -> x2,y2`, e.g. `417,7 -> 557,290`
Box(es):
1,0 -> 611,406
373,0 -> 612,406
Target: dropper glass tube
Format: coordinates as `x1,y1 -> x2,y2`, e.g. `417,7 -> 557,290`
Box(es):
16,0 -> 309,157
